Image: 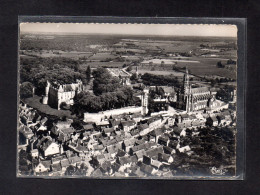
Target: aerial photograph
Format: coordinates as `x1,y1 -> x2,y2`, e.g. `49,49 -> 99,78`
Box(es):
18,23 -> 237,178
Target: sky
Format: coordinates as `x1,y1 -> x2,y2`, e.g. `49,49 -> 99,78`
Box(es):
20,23 -> 237,37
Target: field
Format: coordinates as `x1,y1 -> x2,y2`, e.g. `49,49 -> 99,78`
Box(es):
137,69 -> 186,77
20,50 -> 93,59
20,33 -> 237,79
88,52 -> 117,61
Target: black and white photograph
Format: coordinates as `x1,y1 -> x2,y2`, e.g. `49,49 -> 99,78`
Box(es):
18,22 -> 239,178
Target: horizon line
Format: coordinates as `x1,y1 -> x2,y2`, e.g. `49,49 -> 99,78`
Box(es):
20,31 -> 237,38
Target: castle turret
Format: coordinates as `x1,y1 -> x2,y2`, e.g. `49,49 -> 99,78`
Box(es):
42,80 -> 50,105
141,89 -> 149,115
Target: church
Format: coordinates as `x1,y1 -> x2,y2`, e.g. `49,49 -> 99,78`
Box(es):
177,68 -> 217,113
42,79 -> 83,110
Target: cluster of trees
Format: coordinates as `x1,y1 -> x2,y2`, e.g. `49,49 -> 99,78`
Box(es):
18,149 -> 33,175
65,164 -> 88,176
20,82 -> 34,99
217,60 -> 236,69
210,78 -> 236,87
149,86 -> 165,99
227,59 -> 236,65
216,61 -> 225,68
73,68 -> 141,114
74,87 -> 140,114
92,68 -> 121,96
20,57 -> 91,96
141,73 -> 181,88
171,126 -> 235,175
216,85 -> 236,102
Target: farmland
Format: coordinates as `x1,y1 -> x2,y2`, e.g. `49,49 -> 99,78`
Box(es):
20,33 -> 237,79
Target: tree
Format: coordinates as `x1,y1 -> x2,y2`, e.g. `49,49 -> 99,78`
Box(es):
60,102 -> 70,110
65,165 -> 78,176
20,82 -> 34,99
227,59 -> 236,65
161,61 -> 165,67
217,61 -> 225,68
126,66 -> 132,72
130,73 -> 138,81
86,65 -> 91,83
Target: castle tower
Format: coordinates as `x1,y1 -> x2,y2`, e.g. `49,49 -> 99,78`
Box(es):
42,80 -> 50,105
141,89 -> 149,115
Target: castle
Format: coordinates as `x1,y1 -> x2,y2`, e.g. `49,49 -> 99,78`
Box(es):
177,68 -> 217,113
42,79 -> 83,110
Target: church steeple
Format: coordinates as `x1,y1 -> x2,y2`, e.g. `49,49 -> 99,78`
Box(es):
183,67 -> 190,94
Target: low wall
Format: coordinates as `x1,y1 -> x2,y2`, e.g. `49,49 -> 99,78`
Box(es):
84,106 -> 143,123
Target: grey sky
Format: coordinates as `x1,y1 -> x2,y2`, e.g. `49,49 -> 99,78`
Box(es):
20,23 -> 237,37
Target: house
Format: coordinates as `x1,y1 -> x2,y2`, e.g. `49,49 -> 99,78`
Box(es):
168,140 -> 178,149
107,144 -> 121,158
178,145 -> 191,153
95,120 -> 110,129
92,154 -> 106,167
180,129 -> 187,137
206,116 -> 219,126
103,128 -> 114,136
41,140 -> 62,157
51,155 -> 66,164
147,116 -> 162,129
19,126 -> 34,145
91,168 -> 103,177
34,123 -> 48,132
158,136 -> 169,146
60,158 -> 70,170
181,114 -> 190,122
103,152 -> 113,162
51,163 -> 62,173
116,149 -> 126,158
158,153 -> 173,164
140,163 -> 156,175
117,156 -> 138,171
191,120 -> 201,128
55,120 -> 72,130
163,146 -> 175,154
138,123 -> 150,136
130,129 -> 140,138
111,162 -> 121,173
82,124 -> 94,131
150,159 -> 163,169
31,149 -> 39,158
68,155 -> 82,165
135,149 -> 147,162
131,167 -> 146,177
120,120 -> 136,132
57,127 -> 75,142
34,160 -> 51,173
122,138 -> 136,152
109,119 -> 121,130
145,146 -> 164,160
100,161 -> 112,174
135,139 -> 146,146
132,112 -> 143,122
150,128 -> 164,142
